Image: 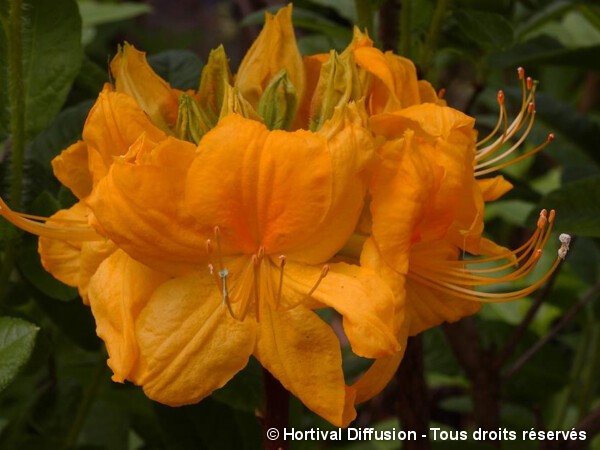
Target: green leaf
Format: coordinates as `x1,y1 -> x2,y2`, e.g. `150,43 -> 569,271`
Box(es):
536,176 -> 600,237
147,50 -> 203,91
453,10 -> 514,51
491,36 -> 600,71
17,238 -> 78,302
21,0 -> 83,140
27,100 -> 93,168
0,317 -> 39,393
533,92 -> 600,168
77,1 -> 152,27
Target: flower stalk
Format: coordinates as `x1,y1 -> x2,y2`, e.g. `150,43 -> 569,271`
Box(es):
262,368 -> 290,450
0,0 -> 26,300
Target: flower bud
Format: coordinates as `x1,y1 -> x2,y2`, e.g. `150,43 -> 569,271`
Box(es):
257,69 -> 298,130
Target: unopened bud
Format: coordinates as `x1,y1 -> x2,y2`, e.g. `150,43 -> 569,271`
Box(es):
258,69 -> 298,130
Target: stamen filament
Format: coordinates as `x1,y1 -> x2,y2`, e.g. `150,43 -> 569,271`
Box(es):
0,197 -> 102,241
408,220 -> 568,303
275,255 -> 286,308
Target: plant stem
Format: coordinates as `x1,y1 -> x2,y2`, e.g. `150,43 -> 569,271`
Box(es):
443,319 -> 500,438
420,0 -> 450,77
0,0 -> 26,301
396,336 -> 431,450
504,281 -> 600,378
8,0 -> 25,211
399,0 -> 411,56
355,0 -> 374,34
262,369 -> 289,450
495,263 -> 562,369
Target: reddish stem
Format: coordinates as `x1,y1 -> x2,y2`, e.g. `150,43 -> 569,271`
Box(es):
262,369 -> 290,450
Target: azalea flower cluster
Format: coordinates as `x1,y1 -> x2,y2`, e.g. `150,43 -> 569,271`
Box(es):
0,5 -> 567,426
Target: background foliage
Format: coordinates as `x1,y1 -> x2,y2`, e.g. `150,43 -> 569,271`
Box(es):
0,0 -> 599,449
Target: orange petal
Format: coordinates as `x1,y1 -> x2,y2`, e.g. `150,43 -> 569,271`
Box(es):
82,85 -> 167,185
369,130 -> 440,274
88,135 -> 199,273
38,202 -> 114,303
87,250 -> 171,382
407,241 -> 481,335
236,5 -> 305,108
478,175 -> 513,202
254,300 -> 356,427
371,104 -> 482,248
110,43 -> 180,132
134,274 -> 257,406
406,277 -> 480,336
282,261 -> 400,358
51,141 -> 93,199
352,352 -> 404,404
185,115 -> 334,257
286,104 -> 375,264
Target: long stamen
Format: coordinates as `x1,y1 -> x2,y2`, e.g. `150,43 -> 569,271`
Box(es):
275,255 -> 286,308
252,253 -> 261,321
0,196 -> 102,241
306,264 -> 329,298
474,68 -> 550,176
409,214 -> 568,303
207,234 -> 237,319
476,90 -> 507,148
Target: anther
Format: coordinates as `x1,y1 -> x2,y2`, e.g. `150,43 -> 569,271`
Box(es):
206,239 -> 213,255
497,90 -> 505,105
527,76 -> 533,90
528,102 -> 535,113
517,67 -> 525,80
537,209 -> 547,228
306,264 -> 330,298
548,133 -> 555,142
558,233 -> 571,260
438,88 -> 446,99
257,246 -> 265,261
548,210 -> 556,223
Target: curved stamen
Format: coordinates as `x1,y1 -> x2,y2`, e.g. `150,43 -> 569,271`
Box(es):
408,212 -> 568,303
474,68 -> 550,176
0,196 -> 102,241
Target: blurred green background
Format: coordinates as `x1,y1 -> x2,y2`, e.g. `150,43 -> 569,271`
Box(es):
1,0 -> 600,449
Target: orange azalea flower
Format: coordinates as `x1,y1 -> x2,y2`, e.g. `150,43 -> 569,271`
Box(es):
350,89 -> 566,403
0,5 -> 402,427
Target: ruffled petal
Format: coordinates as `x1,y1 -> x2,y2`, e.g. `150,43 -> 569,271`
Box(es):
352,352 -> 404,404
87,250 -> 170,382
281,261 -> 400,358
371,104 -> 483,250
134,274 -> 257,406
286,104 -> 375,263
110,43 -> 180,132
406,277 -> 480,336
88,135 -> 200,273
185,114 -> 334,257
478,175 -> 513,202
82,85 -> 167,185
407,241 -> 481,335
51,141 -> 92,199
254,301 -> 356,427
236,5 -> 305,108
38,202 -> 114,303
369,130 -> 440,274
